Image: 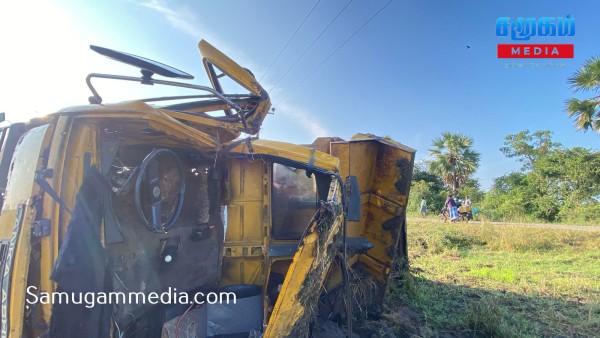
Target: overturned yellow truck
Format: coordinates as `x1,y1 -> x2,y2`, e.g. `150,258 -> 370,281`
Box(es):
0,40 -> 414,337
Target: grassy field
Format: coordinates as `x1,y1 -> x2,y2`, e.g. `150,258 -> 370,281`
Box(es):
371,221 -> 600,337
406,211 -> 600,226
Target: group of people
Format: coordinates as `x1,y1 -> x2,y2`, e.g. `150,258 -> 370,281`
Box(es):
445,194 -> 472,222
420,194 -> 473,222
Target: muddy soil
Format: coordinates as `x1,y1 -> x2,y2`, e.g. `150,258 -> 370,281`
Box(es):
312,304 -> 429,338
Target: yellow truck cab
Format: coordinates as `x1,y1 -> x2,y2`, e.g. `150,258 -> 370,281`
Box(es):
0,40 -> 415,338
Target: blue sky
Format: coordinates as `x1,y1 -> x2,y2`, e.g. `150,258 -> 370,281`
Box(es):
1,0 -> 598,190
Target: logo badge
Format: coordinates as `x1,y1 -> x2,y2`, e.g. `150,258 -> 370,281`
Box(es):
496,16 -> 575,58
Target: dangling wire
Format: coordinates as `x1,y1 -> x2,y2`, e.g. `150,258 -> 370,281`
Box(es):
274,0 -> 393,109
268,0 -> 355,94
259,0 -> 322,82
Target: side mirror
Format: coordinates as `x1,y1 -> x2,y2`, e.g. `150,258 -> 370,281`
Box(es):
0,113 -> 5,123
345,176 -> 361,221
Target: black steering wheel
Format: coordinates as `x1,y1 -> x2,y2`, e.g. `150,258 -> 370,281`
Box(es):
135,148 -> 185,232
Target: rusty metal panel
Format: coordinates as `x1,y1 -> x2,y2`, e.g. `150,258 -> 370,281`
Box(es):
329,135 -> 415,287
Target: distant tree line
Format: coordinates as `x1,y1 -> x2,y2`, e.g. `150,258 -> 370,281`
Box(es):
482,130 -> 600,222
408,130 -> 600,223
408,57 -> 600,224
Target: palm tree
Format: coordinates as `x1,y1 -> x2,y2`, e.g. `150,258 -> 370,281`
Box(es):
566,56 -> 600,134
429,132 -> 480,192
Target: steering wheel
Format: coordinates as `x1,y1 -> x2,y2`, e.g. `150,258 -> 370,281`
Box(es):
134,148 -> 185,232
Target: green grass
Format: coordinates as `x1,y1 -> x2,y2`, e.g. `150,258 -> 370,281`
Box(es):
380,221 -> 600,337
406,211 -> 600,226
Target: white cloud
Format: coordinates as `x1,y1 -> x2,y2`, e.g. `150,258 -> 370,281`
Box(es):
137,0 -> 251,69
276,102 -> 330,139
140,0 -> 203,38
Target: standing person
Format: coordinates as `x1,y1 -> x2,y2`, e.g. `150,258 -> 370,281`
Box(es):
420,197 -> 427,218
446,194 -> 458,222
464,195 -> 473,219
464,196 -> 472,209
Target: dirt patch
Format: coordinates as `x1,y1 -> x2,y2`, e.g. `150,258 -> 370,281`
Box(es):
311,303 -> 430,338
312,319 -> 359,338
384,305 -> 428,337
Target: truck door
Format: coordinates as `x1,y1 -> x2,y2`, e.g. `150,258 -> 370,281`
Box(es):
0,123 -> 54,337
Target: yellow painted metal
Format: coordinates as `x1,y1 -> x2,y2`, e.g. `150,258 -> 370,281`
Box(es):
160,94 -> 272,142
228,139 -> 339,172
220,257 -> 264,286
0,209 -> 17,246
219,159 -> 268,287
198,40 -> 271,137
264,232 -> 318,336
159,109 -> 240,141
38,115 -> 71,325
8,202 -> 36,338
0,124 -> 53,337
264,180 -> 343,337
62,101 -> 220,148
30,118 -> 99,330
199,40 -> 261,95
58,122 -> 99,239
330,134 -> 415,283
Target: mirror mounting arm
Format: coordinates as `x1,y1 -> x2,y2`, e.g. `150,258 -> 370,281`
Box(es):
85,73 -> 243,113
